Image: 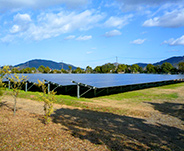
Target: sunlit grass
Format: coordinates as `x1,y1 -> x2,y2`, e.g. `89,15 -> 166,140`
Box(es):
2,82 -> 184,116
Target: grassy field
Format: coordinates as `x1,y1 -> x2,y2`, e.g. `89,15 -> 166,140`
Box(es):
0,83 -> 184,150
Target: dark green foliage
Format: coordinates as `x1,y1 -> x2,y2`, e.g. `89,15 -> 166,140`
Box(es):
146,64 -> 156,73
161,62 -> 174,74
131,64 -> 142,73
38,65 -> 46,73
117,64 -> 128,73
86,66 -> 93,73
178,62 -> 184,73
44,66 -> 51,73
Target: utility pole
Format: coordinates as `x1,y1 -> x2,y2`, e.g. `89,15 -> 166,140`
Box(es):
116,56 -> 118,69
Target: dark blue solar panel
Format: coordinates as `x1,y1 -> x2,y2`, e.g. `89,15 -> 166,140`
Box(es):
71,74 -> 184,88
21,73 -> 184,89
24,74 -> 75,86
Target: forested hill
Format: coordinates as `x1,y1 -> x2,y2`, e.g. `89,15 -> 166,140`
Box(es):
153,56 -> 184,67
137,56 -> 184,68
14,59 -> 77,70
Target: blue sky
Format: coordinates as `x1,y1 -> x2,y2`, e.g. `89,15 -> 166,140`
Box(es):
0,0 -> 184,68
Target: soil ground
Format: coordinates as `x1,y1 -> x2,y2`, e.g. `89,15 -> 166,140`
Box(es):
0,85 -> 184,151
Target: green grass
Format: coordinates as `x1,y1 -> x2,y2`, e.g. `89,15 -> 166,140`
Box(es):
4,89 -> 91,108
98,83 -> 184,102
99,90 -> 179,101
2,82 -> 184,116
157,82 -> 184,89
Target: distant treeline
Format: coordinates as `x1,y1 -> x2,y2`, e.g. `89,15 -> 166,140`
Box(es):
9,62 -> 184,74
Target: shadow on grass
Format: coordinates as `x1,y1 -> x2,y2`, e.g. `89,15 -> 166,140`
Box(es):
147,102 -> 184,121
52,108 -> 184,151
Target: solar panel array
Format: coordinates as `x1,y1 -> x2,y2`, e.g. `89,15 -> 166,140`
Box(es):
21,73 -> 184,89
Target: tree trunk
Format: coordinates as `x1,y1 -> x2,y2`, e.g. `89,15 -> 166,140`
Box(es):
14,97 -> 17,116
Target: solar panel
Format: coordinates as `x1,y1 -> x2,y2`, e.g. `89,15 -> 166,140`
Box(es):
71,74 -> 184,88
25,74 -> 75,86
21,73 -> 184,89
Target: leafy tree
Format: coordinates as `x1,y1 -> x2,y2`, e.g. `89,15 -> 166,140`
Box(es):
94,66 -> 101,73
0,66 -> 10,99
101,63 -> 116,73
68,66 -> 72,72
131,64 -> 141,73
178,62 -> 184,73
154,65 -> 161,73
9,74 -> 27,116
11,67 -> 20,73
75,67 -> 82,73
117,64 -> 127,73
38,65 -> 46,73
146,64 -> 156,73
86,66 -> 93,73
161,62 -> 173,74
44,66 -> 51,73
24,67 -> 32,73
61,69 -> 67,73
37,80 -> 56,124
31,67 -> 37,73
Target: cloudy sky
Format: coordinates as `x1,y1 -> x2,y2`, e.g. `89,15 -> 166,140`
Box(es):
0,0 -> 184,68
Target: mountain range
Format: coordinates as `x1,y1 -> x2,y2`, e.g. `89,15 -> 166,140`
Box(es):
136,56 -> 184,68
13,56 -> 184,70
14,59 -> 77,70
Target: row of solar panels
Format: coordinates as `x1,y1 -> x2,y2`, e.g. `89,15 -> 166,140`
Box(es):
3,74 -> 184,89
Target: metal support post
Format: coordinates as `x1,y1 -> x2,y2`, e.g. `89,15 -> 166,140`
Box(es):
107,88 -> 109,94
77,84 -> 80,98
25,82 -> 28,92
94,89 -> 96,97
120,86 -> 122,92
48,83 -> 50,93
8,80 -> 10,89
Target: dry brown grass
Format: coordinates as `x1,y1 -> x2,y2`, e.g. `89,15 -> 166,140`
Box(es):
0,83 -> 184,150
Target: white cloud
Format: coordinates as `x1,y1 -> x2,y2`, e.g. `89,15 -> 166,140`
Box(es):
86,51 -> 93,54
1,35 -> 15,43
104,15 -> 133,29
168,49 -> 180,52
10,25 -> 21,33
76,35 -> 92,41
64,35 -> 75,40
14,13 -> 32,22
163,35 -> 184,46
115,0 -> 184,12
9,13 -> 32,34
131,39 -> 146,44
143,9 -> 184,28
0,0 -> 89,11
104,30 -> 122,37
2,10 -> 104,41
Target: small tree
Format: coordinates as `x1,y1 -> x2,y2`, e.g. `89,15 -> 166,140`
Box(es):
44,66 -> 51,73
68,66 -> 72,73
9,74 -> 27,116
37,80 -> 56,124
0,66 -> 10,100
38,65 -> 46,73
86,66 -> 93,73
